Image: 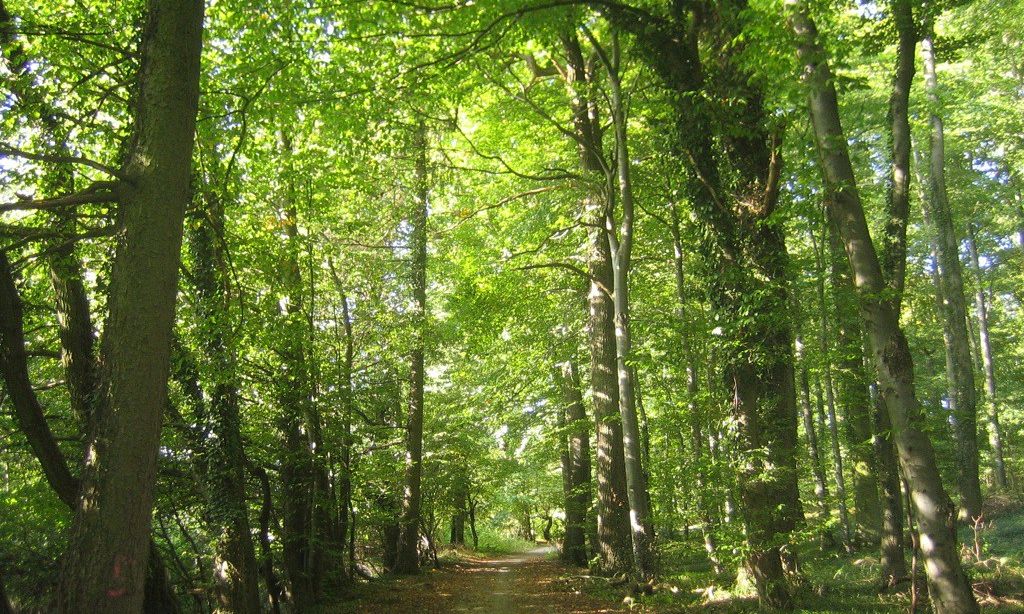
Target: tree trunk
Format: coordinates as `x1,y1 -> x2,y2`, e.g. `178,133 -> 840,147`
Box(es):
827,223 -> 881,544
595,5 -> 800,603
450,478 -> 467,546
874,0 -> 914,584
0,0 -> 99,431
276,137 -> 321,608
796,335 -> 831,535
555,360 -> 592,567
966,226 -> 1008,489
58,0 -> 204,610
468,494 -> 479,551
787,4 -> 979,611
328,260 -> 356,576
595,30 -> 655,580
0,252 -> 81,506
920,31 -> 982,523
560,30 -> 633,576
871,379 -> 908,588
252,464 -> 283,614
188,186 -> 262,613
814,231 -> 852,546
394,121 -> 429,574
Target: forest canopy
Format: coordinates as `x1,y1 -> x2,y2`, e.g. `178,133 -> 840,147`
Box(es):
1,0 -> 1023,612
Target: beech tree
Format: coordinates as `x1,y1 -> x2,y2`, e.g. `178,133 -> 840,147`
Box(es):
2,1 -> 1022,613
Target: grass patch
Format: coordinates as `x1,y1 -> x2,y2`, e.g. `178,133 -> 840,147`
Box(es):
472,527 -> 537,554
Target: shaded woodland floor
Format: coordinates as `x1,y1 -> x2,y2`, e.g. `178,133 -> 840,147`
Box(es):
329,500 -> 1024,613
334,546 -> 625,613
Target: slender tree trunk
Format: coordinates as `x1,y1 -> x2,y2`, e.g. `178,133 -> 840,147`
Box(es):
395,121 -> 429,574
0,0 -> 99,431
0,253 -> 80,506
796,335 -> 831,534
787,4 -> 979,611
827,223 -> 881,544
276,136 -> 322,608
468,494 -> 479,550
450,482 -> 467,546
666,202 -> 723,571
57,1 -> 203,610
966,226 -> 1008,489
328,261 -> 356,577
814,231 -> 852,546
560,30 -> 633,575
593,30 -> 655,580
252,464 -> 283,614
555,360 -> 592,567
873,0 -> 914,584
921,31 -> 982,523
188,187 -> 262,613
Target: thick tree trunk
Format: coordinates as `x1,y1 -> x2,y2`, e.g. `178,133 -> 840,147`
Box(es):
58,1 -> 203,610
450,486 -> 466,546
871,380 -> 908,588
394,121 -> 429,574
966,226 -> 1008,489
560,30 -> 633,575
597,32 -> 655,580
597,5 -> 801,603
920,32 -> 982,523
787,4 -> 979,611
587,201 -> 632,575
555,360 -> 592,567
874,0 -> 914,585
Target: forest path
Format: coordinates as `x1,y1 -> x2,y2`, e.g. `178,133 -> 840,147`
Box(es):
347,546 -> 624,613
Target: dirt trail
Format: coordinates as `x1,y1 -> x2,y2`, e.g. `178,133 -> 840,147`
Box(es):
347,546 -> 624,613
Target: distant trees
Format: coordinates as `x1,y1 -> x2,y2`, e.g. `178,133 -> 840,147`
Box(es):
1,0 -> 1021,612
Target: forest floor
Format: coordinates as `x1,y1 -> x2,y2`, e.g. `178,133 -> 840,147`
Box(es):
330,499 -> 1024,613
331,545 -> 634,613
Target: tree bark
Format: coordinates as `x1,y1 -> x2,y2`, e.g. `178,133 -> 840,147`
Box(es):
0,252 -> 80,507
873,0 -> 914,585
559,29 -> 633,576
795,335 -> 831,536
966,226 -> 1008,489
554,360 -> 592,567
827,222 -> 881,544
593,30 -> 655,580
814,230 -> 852,546
596,5 -> 801,603
450,482 -> 467,546
276,137 -> 322,608
57,0 -> 203,610
188,185 -> 262,613
394,121 -> 429,574
786,3 -> 979,611
920,31 -> 982,523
